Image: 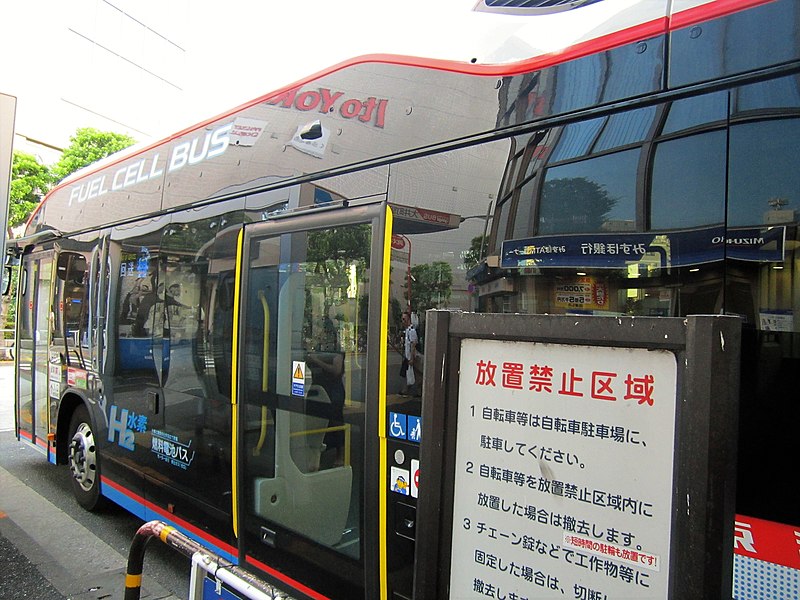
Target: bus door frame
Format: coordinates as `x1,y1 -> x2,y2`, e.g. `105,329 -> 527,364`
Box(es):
233,201 -> 390,600
15,248 -> 55,452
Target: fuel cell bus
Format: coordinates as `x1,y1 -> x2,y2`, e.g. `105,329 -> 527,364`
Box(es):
7,1 -> 800,598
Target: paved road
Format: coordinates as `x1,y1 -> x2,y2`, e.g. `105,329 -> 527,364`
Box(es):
0,360 -> 188,600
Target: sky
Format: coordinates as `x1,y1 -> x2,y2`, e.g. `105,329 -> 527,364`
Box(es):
2,0 -> 497,156
1,0 -> 646,155
178,0 -> 618,125
177,0 -> 509,132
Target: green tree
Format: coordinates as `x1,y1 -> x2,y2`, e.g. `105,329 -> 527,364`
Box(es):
7,128 -> 138,231
463,234 -> 488,269
540,177 -> 617,232
307,225 -> 371,264
9,151 -> 52,228
408,261 -> 453,313
4,128 -> 137,335
51,127 -> 136,182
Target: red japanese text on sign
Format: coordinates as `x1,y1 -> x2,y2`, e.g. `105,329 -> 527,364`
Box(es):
474,360 -> 656,405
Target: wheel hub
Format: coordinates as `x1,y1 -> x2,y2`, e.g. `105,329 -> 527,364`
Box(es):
69,423 -> 97,492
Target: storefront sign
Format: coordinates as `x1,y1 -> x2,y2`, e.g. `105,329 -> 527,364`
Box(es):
554,277 -> 608,310
392,204 -> 461,231
266,86 -> 389,128
477,277 -> 514,297
502,226 -> 785,269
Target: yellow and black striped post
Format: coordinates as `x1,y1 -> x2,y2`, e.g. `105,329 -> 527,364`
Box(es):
124,520 -> 206,599
123,520 -> 291,600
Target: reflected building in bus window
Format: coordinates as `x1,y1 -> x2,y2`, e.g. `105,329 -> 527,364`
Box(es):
479,75 -> 799,327
470,73 -> 800,528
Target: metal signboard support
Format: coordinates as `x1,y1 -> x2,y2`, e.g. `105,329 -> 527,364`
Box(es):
1,93 -> 17,293
414,313 -> 740,599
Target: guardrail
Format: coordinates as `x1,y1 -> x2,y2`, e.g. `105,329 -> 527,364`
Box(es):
125,520 -> 295,600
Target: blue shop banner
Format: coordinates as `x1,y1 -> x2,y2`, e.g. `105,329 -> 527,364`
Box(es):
502,226 -> 785,269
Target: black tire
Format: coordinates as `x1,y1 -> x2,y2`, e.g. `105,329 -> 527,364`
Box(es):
67,405 -> 106,511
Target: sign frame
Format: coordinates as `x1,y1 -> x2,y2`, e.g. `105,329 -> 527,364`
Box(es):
413,312 -> 740,599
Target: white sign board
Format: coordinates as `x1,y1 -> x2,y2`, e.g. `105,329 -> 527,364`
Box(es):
230,117 -> 267,146
450,338 -> 677,599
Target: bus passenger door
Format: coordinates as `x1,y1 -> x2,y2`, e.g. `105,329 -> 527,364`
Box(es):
16,252 -> 53,455
109,224 -> 166,507
236,204 -> 385,600
150,218 -> 240,546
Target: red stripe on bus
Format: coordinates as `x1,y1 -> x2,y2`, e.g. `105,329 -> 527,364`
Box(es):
101,475 -> 337,599
100,476 -> 238,558
245,555 -> 332,600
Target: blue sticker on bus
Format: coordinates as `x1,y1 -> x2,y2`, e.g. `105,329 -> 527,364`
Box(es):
203,576 -> 245,600
389,412 -> 407,439
407,416 -> 422,443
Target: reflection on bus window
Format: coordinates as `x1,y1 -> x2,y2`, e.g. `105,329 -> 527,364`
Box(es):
539,149 -> 638,235
728,119 -> 800,227
243,223 -> 370,561
650,131 -> 726,230
662,92 -> 727,135
54,251 -> 90,367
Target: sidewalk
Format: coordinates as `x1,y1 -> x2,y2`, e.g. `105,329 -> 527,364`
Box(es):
0,460 -> 132,599
0,361 -> 180,599
0,360 -> 14,432
0,518 -> 68,600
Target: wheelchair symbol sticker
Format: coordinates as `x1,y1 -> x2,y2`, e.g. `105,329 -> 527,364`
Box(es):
389,412 -> 407,439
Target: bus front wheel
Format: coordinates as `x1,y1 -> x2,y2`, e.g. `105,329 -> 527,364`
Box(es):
68,405 -> 106,511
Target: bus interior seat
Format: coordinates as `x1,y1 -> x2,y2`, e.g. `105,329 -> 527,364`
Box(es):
251,384 -> 353,547
289,384 -> 329,473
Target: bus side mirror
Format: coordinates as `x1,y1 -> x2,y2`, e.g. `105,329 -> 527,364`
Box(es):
2,251 -> 20,296
2,266 -> 11,295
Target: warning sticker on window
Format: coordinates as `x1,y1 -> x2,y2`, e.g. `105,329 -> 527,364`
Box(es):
292,361 -> 306,397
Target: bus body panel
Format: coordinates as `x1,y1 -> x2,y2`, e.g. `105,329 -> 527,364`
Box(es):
11,1 -> 800,598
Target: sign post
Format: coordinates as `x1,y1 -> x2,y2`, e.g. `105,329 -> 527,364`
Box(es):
0,93 -> 16,291
414,313 -> 740,599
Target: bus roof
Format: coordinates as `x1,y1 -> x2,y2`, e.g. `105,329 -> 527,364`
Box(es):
24,0 -> 764,239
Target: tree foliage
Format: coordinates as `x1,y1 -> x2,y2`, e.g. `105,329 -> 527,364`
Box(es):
408,261 -> 453,313
9,151 -> 52,228
7,128 -> 137,231
463,234 -> 488,269
306,225 -> 371,312
539,177 -> 617,233
307,225 -> 371,264
51,127 -> 136,182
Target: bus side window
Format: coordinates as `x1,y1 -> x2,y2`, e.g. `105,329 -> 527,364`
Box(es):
55,251 -> 90,366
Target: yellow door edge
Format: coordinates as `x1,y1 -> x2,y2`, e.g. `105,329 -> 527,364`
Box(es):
230,227 -> 245,538
379,206 -> 393,600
